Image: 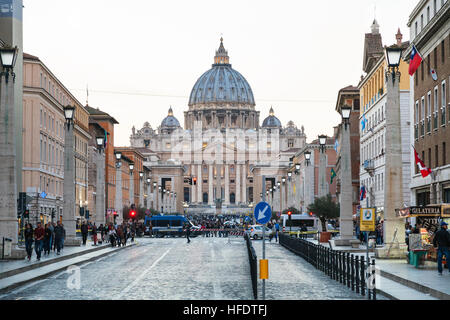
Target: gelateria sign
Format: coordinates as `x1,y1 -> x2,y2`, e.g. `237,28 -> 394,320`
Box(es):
396,206 -> 441,218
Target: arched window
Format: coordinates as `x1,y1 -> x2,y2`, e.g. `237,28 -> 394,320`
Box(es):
230,193 -> 235,204
203,192 -> 208,204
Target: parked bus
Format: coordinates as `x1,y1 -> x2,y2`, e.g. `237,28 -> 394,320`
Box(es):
279,213 -> 319,232
144,215 -> 199,237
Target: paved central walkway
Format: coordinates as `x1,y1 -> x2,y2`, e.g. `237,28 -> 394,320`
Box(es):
1,237 -> 378,300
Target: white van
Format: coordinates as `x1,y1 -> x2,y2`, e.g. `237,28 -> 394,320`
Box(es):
279,213 -> 319,232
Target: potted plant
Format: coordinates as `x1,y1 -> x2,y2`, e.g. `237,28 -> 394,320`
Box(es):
307,194 -> 340,243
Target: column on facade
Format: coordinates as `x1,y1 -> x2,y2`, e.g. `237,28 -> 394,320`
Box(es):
224,164 -> 230,205
158,178 -> 162,212
139,177 -> 144,208
190,164 -> 196,204
236,163 -> 241,203
146,182 -> 151,210
197,164 -> 202,203
241,163 -> 247,204
129,172 -> 134,207
208,163 -> 214,205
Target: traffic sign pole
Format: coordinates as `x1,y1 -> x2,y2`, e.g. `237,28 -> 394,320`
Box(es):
262,176 -> 266,300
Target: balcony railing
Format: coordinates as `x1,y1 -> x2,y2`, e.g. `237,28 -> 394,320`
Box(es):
363,159 -> 374,170
414,124 -> 418,140
426,118 -> 431,133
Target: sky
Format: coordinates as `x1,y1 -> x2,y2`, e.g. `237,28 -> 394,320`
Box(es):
22,0 -> 418,147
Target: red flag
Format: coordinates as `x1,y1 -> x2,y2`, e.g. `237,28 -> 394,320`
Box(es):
413,148 -> 432,178
409,45 -> 422,76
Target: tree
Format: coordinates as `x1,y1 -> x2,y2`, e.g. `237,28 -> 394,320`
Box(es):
307,194 -> 339,232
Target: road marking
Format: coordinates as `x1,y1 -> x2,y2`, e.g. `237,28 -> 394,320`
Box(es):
210,247 -> 224,299
115,247 -> 172,299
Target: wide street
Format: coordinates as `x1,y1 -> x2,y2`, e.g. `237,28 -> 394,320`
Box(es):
0,237 -> 367,300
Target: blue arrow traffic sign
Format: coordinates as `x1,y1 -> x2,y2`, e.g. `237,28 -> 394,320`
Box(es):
255,202 -> 271,225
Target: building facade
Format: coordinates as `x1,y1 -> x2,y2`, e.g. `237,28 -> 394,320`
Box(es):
130,39 -> 306,215
358,23 -> 411,220
22,53 -> 90,225
85,106 -> 118,222
407,0 -> 450,205
334,85 -> 361,217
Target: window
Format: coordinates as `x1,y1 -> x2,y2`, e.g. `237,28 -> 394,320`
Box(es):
434,0 -> 437,14
435,145 -> 439,168
427,6 -> 430,23
442,81 -> 447,125
442,40 -> 445,64
434,86 -> 439,129
428,148 -> 432,168
420,14 -> 424,30
444,142 -> 447,165
288,139 -> 294,148
415,22 -> 418,37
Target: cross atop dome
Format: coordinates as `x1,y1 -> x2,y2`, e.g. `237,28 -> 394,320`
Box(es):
168,106 -> 174,116
214,37 -> 230,65
269,106 -> 275,116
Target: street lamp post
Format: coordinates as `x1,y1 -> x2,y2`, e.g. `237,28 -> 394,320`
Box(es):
375,46 -> 407,258
335,106 -> 353,245
146,177 -> 151,210
95,136 -> 106,226
0,45 -> 25,256
153,182 -> 157,211
139,171 -> 144,208
61,105 -> 81,245
129,164 -> 134,210
114,152 -> 123,224
318,135 -> 328,198
304,151 -> 311,166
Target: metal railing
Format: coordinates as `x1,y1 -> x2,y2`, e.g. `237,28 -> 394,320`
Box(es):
244,233 -> 258,299
279,233 -> 376,300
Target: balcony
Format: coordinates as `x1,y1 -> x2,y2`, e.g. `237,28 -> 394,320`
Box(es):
363,159 -> 375,177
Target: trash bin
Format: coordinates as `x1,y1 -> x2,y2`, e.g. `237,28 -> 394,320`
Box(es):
1,237 -> 12,259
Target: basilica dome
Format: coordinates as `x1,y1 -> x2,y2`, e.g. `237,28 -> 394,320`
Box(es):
188,38 -> 255,107
262,107 -> 282,128
161,107 -> 181,128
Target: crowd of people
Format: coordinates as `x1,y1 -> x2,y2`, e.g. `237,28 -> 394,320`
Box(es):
24,221 -> 66,261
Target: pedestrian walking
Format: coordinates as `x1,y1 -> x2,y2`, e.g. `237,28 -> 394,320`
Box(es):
54,221 -> 65,255
433,221 -> 450,275
24,223 -> 34,261
108,228 -> 117,247
92,223 -> 98,246
52,222 -> 57,252
33,222 -> 45,261
43,223 -> 52,256
99,224 -> 105,244
274,222 -> 280,243
81,221 -> 89,245
185,222 -> 191,243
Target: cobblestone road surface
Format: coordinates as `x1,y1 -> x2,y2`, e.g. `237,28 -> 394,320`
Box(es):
0,237 -> 374,300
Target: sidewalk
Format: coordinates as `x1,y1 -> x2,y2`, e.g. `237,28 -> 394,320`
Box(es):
1,239 -> 107,279
305,238 -> 449,300
0,239 -> 137,294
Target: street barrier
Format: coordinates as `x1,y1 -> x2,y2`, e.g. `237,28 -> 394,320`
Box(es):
244,233 -> 258,300
279,233 -> 376,300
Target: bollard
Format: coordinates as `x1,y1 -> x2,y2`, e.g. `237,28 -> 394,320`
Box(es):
346,253 -> 351,288
360,256 -> 366,297
355,256 -> 360,294
371,259 -> 376,300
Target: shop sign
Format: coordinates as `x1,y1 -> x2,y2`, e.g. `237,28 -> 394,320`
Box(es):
410,206 -> 441,217
360,208 -> 375,232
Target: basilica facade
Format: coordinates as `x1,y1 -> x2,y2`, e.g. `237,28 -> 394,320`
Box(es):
130,39 -> 306,215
